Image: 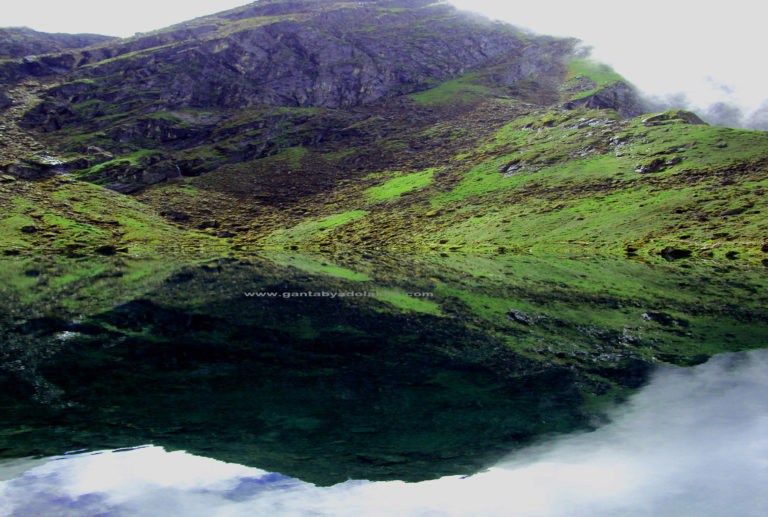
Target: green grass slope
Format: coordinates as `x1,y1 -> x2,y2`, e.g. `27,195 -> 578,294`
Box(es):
241,104 -> 767,263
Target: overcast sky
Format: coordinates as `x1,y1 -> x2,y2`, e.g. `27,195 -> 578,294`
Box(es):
2,0 -> 767,127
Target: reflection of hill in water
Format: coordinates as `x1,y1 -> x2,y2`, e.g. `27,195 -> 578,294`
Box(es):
2,252 -> 768,484
3,350 -> 767,516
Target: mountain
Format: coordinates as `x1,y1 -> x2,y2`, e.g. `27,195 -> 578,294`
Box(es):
0,0 -> 766,262
0,27 -> 115,59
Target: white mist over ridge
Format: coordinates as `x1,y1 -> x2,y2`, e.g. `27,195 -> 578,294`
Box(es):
2,350 -> 768,516
449,0 -> 768,130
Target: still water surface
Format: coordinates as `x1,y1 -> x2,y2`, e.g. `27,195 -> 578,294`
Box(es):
1,252 -> 767,515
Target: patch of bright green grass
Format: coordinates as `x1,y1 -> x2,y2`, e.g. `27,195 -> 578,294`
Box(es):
265,210 -> 369,245
372,289 -> 442,315
261,146 -> 308,169
0,215 -> 36,249
409,73 -> 491,105
429,155 -> 519,207
365,168 -> 437,200
567,58 -> 624,86
626,119 -> 768,167
88,149 -> 161,175
267,252 -> 372,281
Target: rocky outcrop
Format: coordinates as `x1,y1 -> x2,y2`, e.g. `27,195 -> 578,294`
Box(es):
5,0 -> 584,193
641,109 -> 707,126
21,0 -> 574,124
2,153 -> 63,179
2,0 -> 655,195
564,81 -> 645,117
0,53 -> 81,84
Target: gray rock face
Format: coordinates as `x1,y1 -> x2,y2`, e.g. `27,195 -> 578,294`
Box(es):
0,53 -> 80,84
141,161 -> 180,185
564,81 -> 644,117
642,109 -> 707,126
635,157 -> 667,174
21,0 -> 573,126
3,0 -> 643,192
0,91 -> 10,109
4,158 -> 56,180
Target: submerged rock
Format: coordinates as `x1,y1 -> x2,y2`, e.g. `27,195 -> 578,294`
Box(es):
94,245 -> 117,255
641,311 -> 689,328
659,246 -> 692,260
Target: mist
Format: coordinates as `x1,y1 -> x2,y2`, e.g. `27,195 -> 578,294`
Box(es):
448,0 -> 768,130
2,350 -> 767,516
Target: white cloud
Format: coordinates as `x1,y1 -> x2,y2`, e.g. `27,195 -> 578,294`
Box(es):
2,350 -> 768,516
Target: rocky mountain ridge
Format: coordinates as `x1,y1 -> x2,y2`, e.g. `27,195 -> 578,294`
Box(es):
0,0 -> 766,263
1,0 -> 640,185
0,27 -> 114,60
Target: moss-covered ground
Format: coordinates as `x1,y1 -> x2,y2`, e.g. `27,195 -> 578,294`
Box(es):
4,75 -> 767,267
0,176 -> 224,255
158,101 -> 765,264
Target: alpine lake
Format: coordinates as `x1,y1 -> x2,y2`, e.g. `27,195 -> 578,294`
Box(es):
1,251 -> 767,516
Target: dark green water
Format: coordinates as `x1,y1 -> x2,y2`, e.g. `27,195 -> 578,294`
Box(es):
2,252 -> 768,486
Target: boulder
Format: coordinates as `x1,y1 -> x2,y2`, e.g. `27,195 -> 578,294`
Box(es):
506,309 -> 546,326
4,158 -> 55,180
564,81 -> 644,118
105,182 -> 142,194
635,157 -> 667,174
659,246 -> 692,260
641,311 -> 689,327
642,110 -> 707,127
141,162 -> 179,185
